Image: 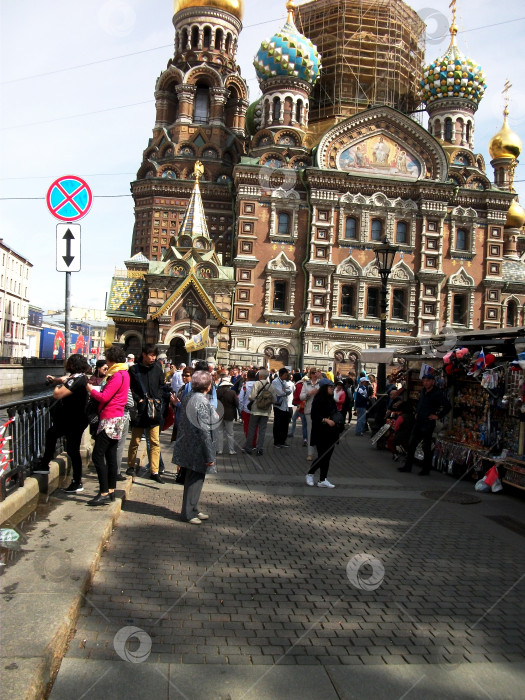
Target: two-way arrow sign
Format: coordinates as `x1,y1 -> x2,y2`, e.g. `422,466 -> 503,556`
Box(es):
56,224 -> 81,272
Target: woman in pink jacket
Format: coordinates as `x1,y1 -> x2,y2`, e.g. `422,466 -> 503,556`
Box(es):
86,346 -> 130,506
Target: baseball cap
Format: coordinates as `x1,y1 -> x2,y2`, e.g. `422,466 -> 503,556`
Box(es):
126,353 -> 134,359
359,376 -> 369,383
318,378 -> 334,387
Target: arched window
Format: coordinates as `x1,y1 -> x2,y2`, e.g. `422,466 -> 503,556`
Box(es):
278,212 -> 290,235
203,26 -> 211,49
225,86 -> 239,130
295,100 -> 303,123
444,117 -> 453,142
191,26 -> 199,49
456,228 -> 468,251
283,97 -> 293,126
507,299 -> 518,327
341,286 -> 355,315
453,294 -> 467,325
273,97 -> 281,123
466,121 -> 472,144
345,216 -> 357,239
371,218 -> 383,241
273,281 -> 287,311
225,33 -> 232,53
215,28 -> 223,50
181,28 -> 189,50
193,85 -> 210,124
396,221 -> 407,244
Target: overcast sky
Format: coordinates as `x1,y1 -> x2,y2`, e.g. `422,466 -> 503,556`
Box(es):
1,0 -> 524,312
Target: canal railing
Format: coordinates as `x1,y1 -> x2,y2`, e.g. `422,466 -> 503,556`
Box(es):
0,393 -> 64,501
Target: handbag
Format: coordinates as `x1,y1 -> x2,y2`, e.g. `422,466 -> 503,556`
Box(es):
247,382 -> 266,412
135,369 -> 162,425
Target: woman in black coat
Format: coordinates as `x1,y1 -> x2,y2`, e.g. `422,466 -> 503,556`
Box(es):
305,379 -> 341,489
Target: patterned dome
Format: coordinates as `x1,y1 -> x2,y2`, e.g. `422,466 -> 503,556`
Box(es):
253,2 -> 321,86
420,22 -> 486,108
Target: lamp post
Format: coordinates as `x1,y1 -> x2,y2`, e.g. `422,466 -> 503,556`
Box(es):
374,237 -> 398,400
185,299 -> 198,365
300,309 -> 309,372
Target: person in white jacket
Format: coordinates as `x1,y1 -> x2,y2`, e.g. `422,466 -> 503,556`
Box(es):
300,368 -> 321,461
242,369 -> 277,456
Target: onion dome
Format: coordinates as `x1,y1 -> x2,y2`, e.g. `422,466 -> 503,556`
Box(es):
506,199 -> 525,228
174,0 -> 243,20
489,107 -> 522,160
253,1 -> 321,86
420,16 -> 486,107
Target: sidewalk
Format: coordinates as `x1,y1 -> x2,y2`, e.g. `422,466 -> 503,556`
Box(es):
54,421 -> 525,698
3,420 -> 525,699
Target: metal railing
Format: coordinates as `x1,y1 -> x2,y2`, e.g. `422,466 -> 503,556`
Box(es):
0,393 -> 63,500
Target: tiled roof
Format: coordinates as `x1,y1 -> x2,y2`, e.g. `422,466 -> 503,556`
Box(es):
502,260 -> 525,283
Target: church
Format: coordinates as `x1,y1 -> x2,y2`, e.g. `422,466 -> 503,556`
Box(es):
106,0 -> 525,373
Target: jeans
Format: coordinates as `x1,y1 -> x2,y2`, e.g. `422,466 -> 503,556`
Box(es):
93,429 -> 118,493
289,410 -> 307,440
128,425 -> 161,474
217,419 -> 235,453
245,414 -> 268,452
308,436 -> 335,482
305,414 -> 315,457
273,407 -> 292,446
355,407 -> 367,435
40,423 -> 85,483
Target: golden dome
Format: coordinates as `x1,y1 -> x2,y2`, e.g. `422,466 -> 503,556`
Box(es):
506,199 -> 525,228
489,108 -> 522,160
174,0 -> 243,20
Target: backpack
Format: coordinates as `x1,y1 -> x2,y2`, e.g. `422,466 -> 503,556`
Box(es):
254,381 -> 274,411
292,381 -> 303,406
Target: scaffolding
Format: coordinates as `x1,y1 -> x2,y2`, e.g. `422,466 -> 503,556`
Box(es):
296,0 -> 426,125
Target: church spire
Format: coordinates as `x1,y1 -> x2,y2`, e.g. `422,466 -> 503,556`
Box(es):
176,162 -> 211,242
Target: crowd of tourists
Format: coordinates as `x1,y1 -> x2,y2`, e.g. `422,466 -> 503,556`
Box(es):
33,346 -> 450,521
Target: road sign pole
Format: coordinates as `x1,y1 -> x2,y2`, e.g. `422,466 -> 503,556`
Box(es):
65,271 -> 71,359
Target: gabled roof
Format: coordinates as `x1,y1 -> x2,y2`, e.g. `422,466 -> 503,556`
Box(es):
151,272 -> 229,324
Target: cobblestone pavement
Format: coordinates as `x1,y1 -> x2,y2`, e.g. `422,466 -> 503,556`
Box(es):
58,419 -> 525,678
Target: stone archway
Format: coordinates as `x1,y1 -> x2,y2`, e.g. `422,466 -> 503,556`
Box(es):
168,337 -> 188,366
124,335 -> 142,358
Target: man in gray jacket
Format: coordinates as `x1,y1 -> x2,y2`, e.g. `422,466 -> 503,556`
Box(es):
272,367 -> 293,448
242,369 -> 277,456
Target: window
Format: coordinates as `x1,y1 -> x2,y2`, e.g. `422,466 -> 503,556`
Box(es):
345,217 -> 357,239
506,300 -> 518,327
444,117 -> 453,142
273,281 -> 287,312
393,221 -> 407,244
392,289 -> 406,320
273,98 -> 281,122
453,294 -> 466,325
194,86 -> 210,123
367,288 -> 379,317
215,29 -> 223,50
296,100 -> 303,123
203,26 -> 211,48
371,218 -> 383,241
456,228 -> 468,251
341,286 -> 355,315
191,26 -> 199,49
277,213 -> 290,235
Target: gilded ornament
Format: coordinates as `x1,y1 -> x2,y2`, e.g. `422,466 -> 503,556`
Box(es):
174,0 -> 243,20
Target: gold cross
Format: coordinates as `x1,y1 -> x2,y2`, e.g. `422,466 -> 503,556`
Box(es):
503,79 -> 512,115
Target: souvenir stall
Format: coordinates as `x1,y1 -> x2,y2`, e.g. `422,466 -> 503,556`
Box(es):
430,329 -> 525,490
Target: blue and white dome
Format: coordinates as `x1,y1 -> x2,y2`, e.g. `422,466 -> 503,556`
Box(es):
253,2 -> 321,86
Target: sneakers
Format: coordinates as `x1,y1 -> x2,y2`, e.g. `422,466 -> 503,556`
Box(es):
229,451 -> 237,455
303,440 -> 308,447
216,451 -> 223,455
63,482 -> 84,493
197,512 -> 209,520
317,479 -> 335,488
187,517 -> 201,525
305,474 -> 315,487
241,448 -> 252,455
257,449 -> 264,456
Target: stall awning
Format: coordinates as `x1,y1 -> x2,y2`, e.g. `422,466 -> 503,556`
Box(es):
360,348 -> 399,364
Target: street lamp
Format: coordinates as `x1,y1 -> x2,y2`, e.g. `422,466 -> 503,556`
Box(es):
300,309 -> 309,372
374,237 -> 398,400
185,299 -> 198,365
